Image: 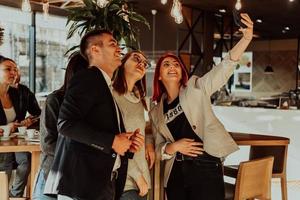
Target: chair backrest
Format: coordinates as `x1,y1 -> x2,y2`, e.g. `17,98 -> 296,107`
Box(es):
250,146 -> 287,174
234,156 -> 274,200
0,171 -> 9,200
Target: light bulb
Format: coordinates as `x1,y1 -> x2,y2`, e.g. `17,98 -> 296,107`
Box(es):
43,1 -> 49,20
175,15 -> 183,24
171,0 -> 182,18
235,0 -> 242,10
161,0 -> 167,5
151,9 -> 157,15
97,0 -> 110,8
171,0 -> 183,24
21,0 -> 31,12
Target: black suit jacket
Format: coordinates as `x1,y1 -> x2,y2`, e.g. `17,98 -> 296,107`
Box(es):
50,67 -> 128,200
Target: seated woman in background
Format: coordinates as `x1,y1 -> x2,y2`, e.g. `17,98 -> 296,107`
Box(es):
112,51 -> 155,200
149,14 -> 253,200
0,55 -> 41,197
12,66 -> 41,128
33,52 -> 88,200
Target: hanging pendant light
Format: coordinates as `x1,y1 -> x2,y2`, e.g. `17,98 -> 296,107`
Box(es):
161,0 -> 168,5
21,0 -> 31,12
264,65 -> 274,74
264,40 -> 274,74
97,0 -> 110,8
235,0 -> 242,10
171,0 -> 183,24
174,15 -> 183,24
43,1 -> 49,20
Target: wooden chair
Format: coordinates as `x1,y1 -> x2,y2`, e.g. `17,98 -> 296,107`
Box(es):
224,156 -> 274,200
224,145 -> 288,200
0,171 -> 28,200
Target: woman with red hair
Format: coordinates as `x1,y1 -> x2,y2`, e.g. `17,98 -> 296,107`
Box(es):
149,13 -> 253,200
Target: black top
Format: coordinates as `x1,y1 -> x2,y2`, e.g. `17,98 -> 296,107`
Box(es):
0,84 -> 41,125
163,97 -> 202,143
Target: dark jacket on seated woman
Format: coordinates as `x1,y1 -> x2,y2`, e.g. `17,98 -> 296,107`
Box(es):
0,85 -> 41,197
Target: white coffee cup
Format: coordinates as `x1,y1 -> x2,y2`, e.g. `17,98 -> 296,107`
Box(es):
18,126 -> 27,135
27,129 -> 38,139
0,125 -> 11,138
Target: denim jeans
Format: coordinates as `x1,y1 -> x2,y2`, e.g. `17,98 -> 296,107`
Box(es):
32,169 -> 57,200
0,152 -> 31,197
120,190 -> 147,200
166,158 -> 224,200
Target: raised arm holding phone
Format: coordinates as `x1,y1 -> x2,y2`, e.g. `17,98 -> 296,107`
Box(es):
149,13 -> 253,200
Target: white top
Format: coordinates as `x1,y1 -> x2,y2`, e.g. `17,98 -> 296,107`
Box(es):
4,107 -> 16,123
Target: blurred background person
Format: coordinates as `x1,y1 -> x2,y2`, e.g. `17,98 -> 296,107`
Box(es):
33,52 -> 89,200
0,55 -> 41,197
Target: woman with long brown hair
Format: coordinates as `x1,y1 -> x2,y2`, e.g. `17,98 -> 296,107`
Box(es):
113,51 -> 155,200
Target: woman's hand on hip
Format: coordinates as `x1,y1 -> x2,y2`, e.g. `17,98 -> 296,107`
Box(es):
167,138 -> 204,157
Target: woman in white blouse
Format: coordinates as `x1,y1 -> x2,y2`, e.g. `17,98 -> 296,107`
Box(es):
149,13 -> 253,200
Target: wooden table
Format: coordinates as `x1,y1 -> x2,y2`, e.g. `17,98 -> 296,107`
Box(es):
229,132 -> 290,200
230,132 -> 290,146
0,137 -> 41,199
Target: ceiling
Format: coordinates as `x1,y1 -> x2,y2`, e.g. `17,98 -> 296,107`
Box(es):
1,0 -> 300,39
134,0 -> 300,39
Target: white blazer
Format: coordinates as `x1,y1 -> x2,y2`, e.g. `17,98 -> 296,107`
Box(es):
149,55 -> 240,187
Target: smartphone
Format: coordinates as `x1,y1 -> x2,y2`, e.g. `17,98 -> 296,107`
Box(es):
30,115 -> 40,122
232,9 -> 247,28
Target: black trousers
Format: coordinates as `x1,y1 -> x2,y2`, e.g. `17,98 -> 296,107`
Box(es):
166,155 -> 224,200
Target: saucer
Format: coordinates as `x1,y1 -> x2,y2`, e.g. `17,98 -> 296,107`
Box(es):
0,134 -> 16,141
24,136 -> 40,142
0,136 -> 10,141
14,132 -> 26,139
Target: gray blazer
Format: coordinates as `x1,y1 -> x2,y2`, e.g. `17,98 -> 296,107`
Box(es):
149,56 -> 239,187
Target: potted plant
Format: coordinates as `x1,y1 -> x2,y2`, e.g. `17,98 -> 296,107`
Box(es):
66,0 -> 150,53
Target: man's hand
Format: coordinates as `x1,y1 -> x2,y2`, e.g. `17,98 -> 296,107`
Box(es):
136,175 -> 148,197
129,129 -> 144,153
112,133 -> 133,156
145,143 -> 155,169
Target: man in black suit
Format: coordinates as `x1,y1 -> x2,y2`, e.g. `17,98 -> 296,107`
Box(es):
44,30 -> 144,200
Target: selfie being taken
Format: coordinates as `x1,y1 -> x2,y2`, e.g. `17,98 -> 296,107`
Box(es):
0,0 -> 299,200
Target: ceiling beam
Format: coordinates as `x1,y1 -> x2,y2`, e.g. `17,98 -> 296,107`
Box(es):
0,0 -> 68,16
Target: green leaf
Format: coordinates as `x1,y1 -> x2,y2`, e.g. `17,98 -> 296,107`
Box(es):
65,45 -> 80,56
65,0 -> 149,51
109,4 -> 121,12
129,12 -> 150,29
83,0 -> 94,8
